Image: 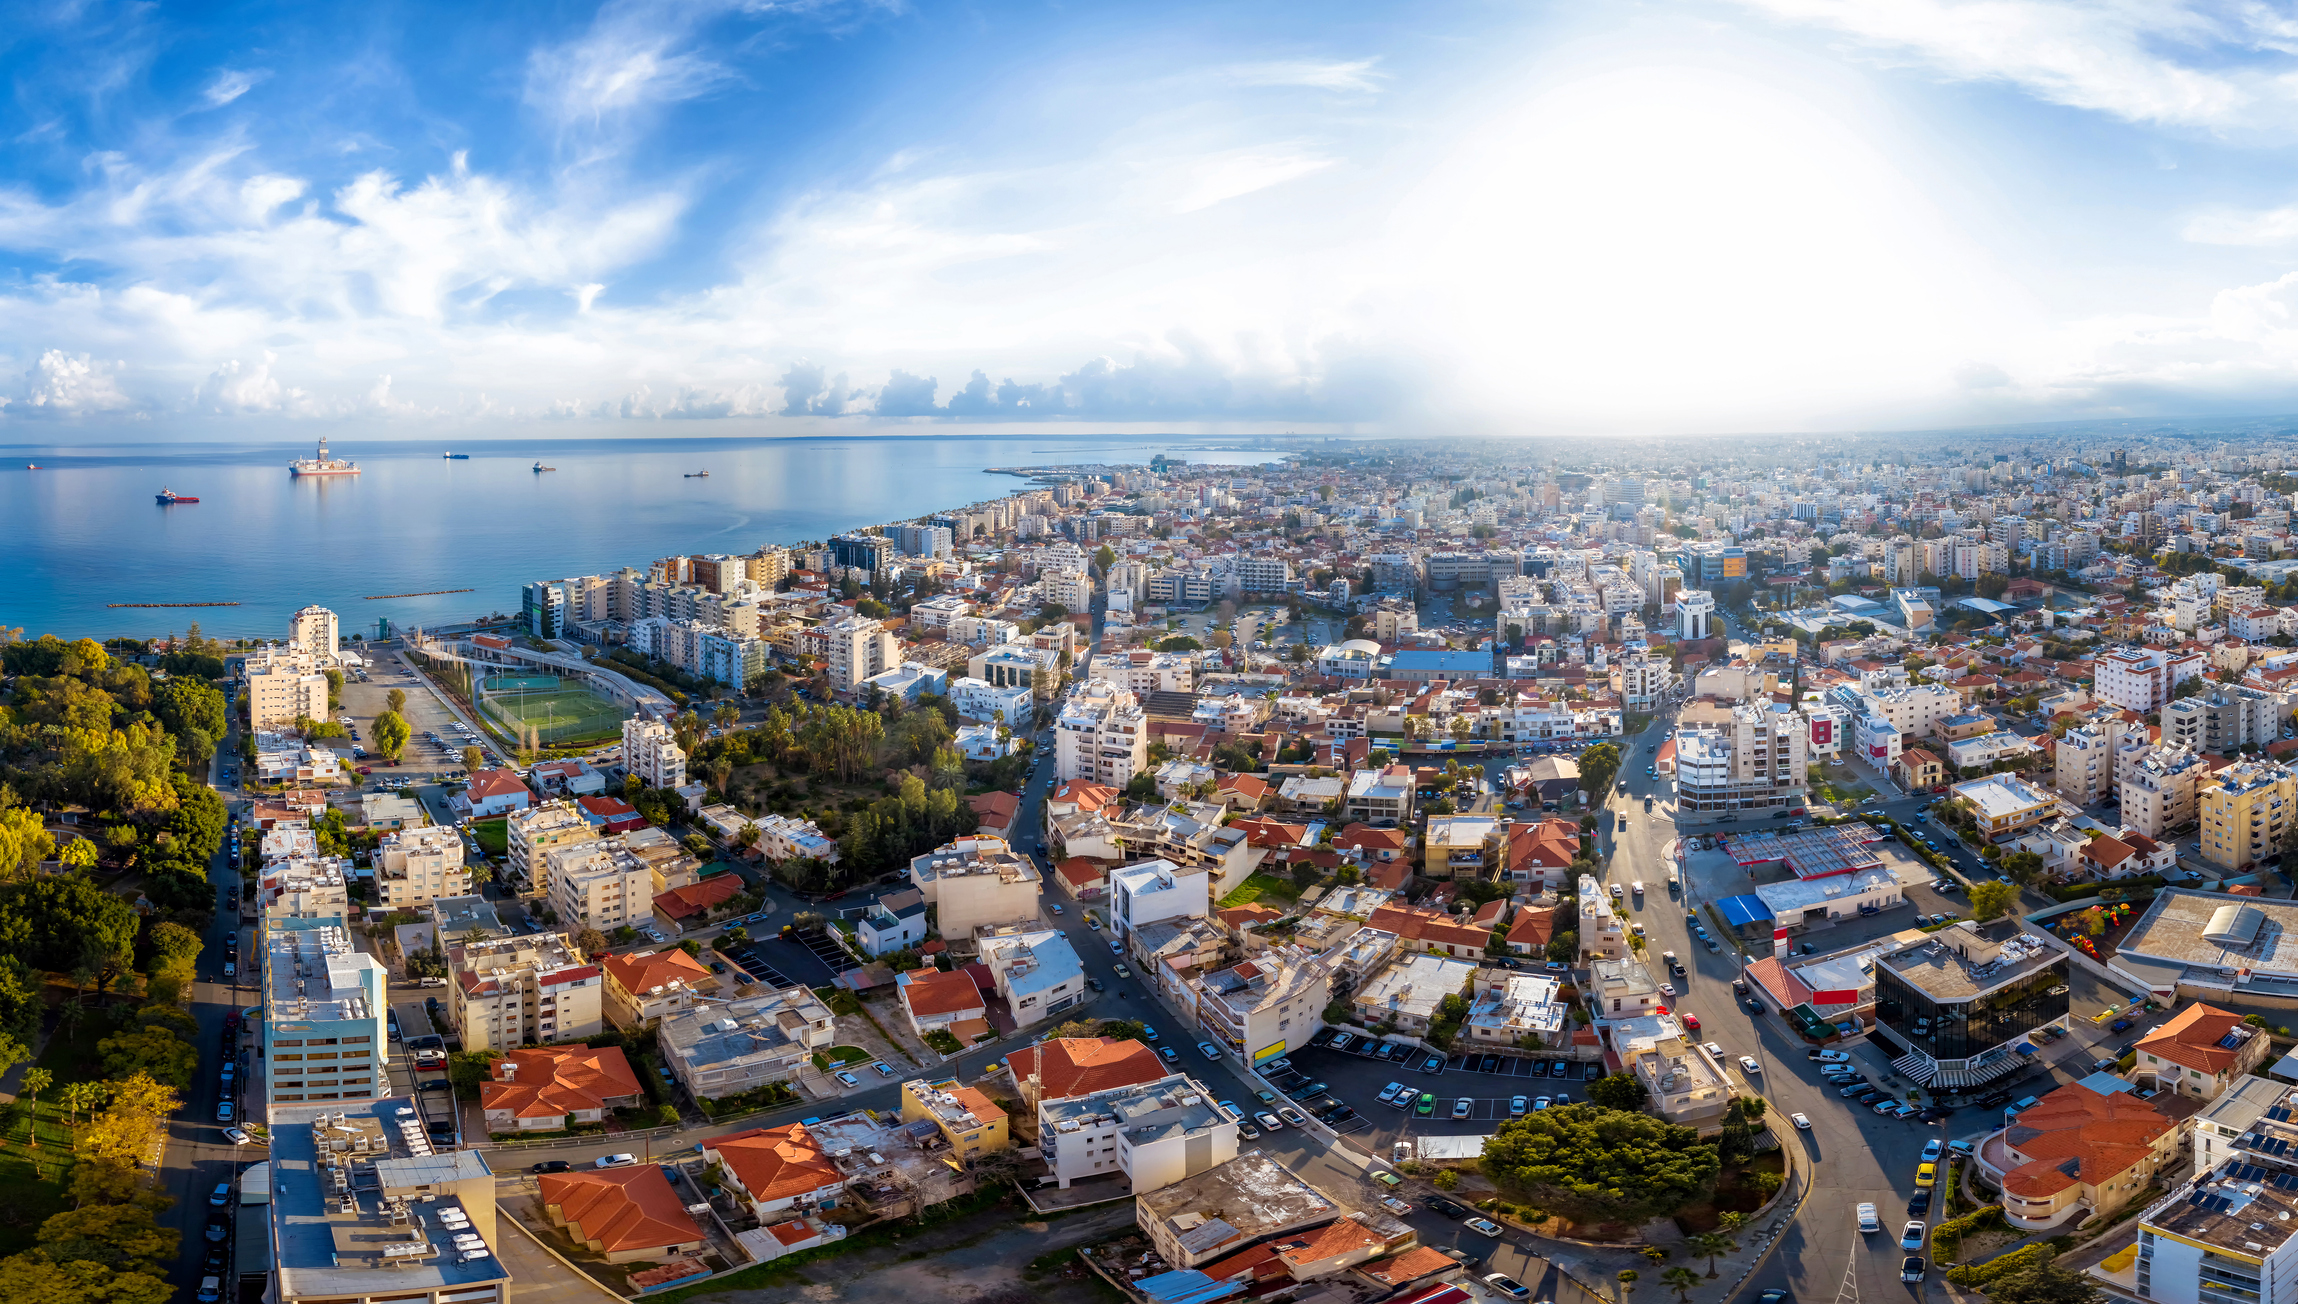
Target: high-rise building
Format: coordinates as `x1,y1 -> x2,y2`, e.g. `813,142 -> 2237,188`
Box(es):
245,647 -> 332,729
1676,589 -> 1715,641
2196,760 -> 2298,874
507,800 -> 601,898
262,915 -> 388,1106
824,615 -> 900,692
445,932 -> 604,1051
1672,702 -> 1811,825
1055,680 -> 1149,788
289,605 -> 340,660
829,533 -> 897,575
546,835 -> 662,935
622,717 -> 687,791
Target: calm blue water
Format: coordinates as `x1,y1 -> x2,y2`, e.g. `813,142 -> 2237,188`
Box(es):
0,435 -> 1283,640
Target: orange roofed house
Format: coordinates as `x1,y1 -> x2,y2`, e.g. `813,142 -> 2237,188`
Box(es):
480,1045 -> 645,1135
1002,1035 -> 1171,1110
601,947 -> 717,1030
897,967 -> 990,1043
2133,1002 -> 2270,1100
1978,1080 -> 2181,1230
537,1165 -> 707,1263
704,1124 -> 850,1220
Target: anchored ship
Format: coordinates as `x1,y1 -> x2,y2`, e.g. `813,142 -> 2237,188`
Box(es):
290,436 -> 361,477
443,451 -> 469,459
533,462 -> 556,472
684,470 -> 711,478
155,487 -> 200,504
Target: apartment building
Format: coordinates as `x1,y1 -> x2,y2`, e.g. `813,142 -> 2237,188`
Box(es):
2133,1002 -> 2272,1100
2052,717 -> 2142,806
1054,679 -> 1149,789
546,835 -> 662,934
507,800 -> 601,898
601,947 -> 717,1029
976,926 -> 1087,1025
259,858 -> 352,919
1578,873 -> 1628,961
262,916 -> 389,1107
2096,646 -> 2206,713
949,675 -> 1034,725
1674,702 -> 1810,826
1677,589 -> 1715,641
907,835 -> 1043,940
374,825 -> 470,910
1861,684 -> 1962,740
900,1078 -> 1011,1164
1464,971 -> 1568,1046
245,647 -> 332,729
1343,765 -> 1415,826
1042,569 -> 1093,612
1187,948 -> 1332,1062
446,932 -> 604,1052
1043,1072 -> 1239,1193
1951,774 -> 2061,839
1109,858 -> 1211,943
1352,954 -> 1476,1032
621,717 -> 687,791
1625,1034 -> 1734,1131
658,987 -> 836,1101
2166,685 -> 2284,755
289,605 -> 340,660
2121,744 -> 2207,839
2196,759 -> 2298,873
824,615 -> 900,692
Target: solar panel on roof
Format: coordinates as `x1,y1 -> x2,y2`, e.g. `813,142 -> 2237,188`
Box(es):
2268,1107 -> 2292,1123
2265,1139 -> 2293,1158
2275,1173 -> 2298,1192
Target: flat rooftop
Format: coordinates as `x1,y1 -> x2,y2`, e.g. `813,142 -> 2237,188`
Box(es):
272,1100 -> 506,1299
1722,825 -> 1886,881
1754,864 -> 1904,915
1875,920 -> 2065,1001
1043,1073 -> 1226,1146
1953,775 -> 2056,821
2145,1157 -> 2298,1260
2121,889 -> 2298,976
1134,1151 -> 1337,1245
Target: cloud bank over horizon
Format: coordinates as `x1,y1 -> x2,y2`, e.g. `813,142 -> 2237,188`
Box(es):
13,0 -> 2298,437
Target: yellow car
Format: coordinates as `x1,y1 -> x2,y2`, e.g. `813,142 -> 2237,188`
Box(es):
1915,1163 -> 1937,1188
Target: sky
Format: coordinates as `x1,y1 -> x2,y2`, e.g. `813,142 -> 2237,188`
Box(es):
10,0 -> 2298,439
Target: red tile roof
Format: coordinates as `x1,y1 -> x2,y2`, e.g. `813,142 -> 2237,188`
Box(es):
1506,907 -> 1558,950
1357,1245 -> 1460,1287
481,1045 -> 644,1120
901,967 -> 987,1018
710,1125 -> 846,1204
602,947 -> 714,997
1054,857 -> 1106,888
652,873 -> 745,920
1506,820 -> 1578,872
2135,1002 -> 2254,1075
466,769 -> 532,801
1003,1036 -> 1168,1102
538,1166 -> 704,1254
968,791 -> 1020,832
2000,1083 -> 2175,1199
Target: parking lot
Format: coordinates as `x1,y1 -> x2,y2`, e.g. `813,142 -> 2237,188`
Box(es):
1248,1030 -> 1618,1152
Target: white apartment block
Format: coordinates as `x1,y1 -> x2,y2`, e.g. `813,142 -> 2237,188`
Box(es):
445,933 -> 604,1052
1109,858 -> 1211,942
1056,679 -> 1149,788
1041,1073 -> 1238,1192
545,836 -> 660,934
1188,948 -> 1330,1061
825,615 -> 901,692
1861,684 -> 1962,740
289,605 -> 340,661
907,836 -> 1044,940
245,647 -> 332,729
507,801 -> 601,897
2121,744 -> 2207,839
1677,589 -> 1715,641
259,858 -> 353,919
1042,569 -> 1093,612
950,676 -> 1035,725
2096,646 -> 2207,714
1238,556 -> 1291,592
374,826 -> 470,910
622,716 -> 687,791
1672,702 -> 1811,825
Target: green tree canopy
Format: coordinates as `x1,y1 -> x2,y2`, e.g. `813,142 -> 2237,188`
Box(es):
1578,742 -> 1621,801
150,678 -> 226,743
1481,1104 -> 1720,1223
1969,879 -> 2020,921
1587,1072 -> 1650,1112
96,1028 -> 198,1091
0,1252 -> 173,1304
0,876 -> 140,974
371,710 -> 411,760
1985,1260 -> 2102,1304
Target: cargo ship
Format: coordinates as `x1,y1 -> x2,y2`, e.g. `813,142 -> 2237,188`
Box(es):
684,470 -> 710,478
289,436 -> 361,476
533,462 -> 555,472
155,487 -> 199,504
443,451 -> 469,459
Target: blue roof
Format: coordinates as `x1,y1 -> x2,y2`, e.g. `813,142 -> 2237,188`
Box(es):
1138,1270 -> 1246,1304
1718,894 -> 1776,926
1384,650 -> 1494,676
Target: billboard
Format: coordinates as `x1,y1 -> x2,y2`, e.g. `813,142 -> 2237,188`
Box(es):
1254,1041 -> 1288,1063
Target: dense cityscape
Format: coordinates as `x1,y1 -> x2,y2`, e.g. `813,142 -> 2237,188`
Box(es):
19,430 -> 2298,1304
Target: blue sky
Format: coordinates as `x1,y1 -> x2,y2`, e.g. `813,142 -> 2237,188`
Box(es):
9,0 -> 2298,437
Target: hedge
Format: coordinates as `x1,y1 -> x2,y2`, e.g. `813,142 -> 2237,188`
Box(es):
1945,1243 -> 2055,1288
1933,1205 -> 2007,1255
2047,875 -> 2168,903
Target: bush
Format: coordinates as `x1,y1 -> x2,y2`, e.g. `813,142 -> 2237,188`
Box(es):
1433,1170 -> 1461,1190
1945,1244 -> 2054,1288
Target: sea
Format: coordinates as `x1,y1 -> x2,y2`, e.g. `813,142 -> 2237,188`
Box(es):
0,434 -> 1287,641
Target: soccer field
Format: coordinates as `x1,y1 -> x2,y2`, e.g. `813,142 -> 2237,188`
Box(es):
475,674 -> 626,746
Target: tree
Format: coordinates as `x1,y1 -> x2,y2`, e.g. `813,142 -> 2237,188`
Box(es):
58,1081 -> 105,1128
448,1049 -> 503,1098
1578,742 -> 1621,803
36,1203 -> 179,1276
386,688 -> 407,715
1985,1260 -> 2103,1304
2002,849 -> 2046,885
97,1029 -> 198,1091
20,1069 -> 50,1147
0,1253 -> 173,1304
144,921 -> 203,972
78,1074 -> 182,1168
371,710 -> 410,761
463,746 -> 483,772
0,808 -> 55,882
1479,1105 -> 1718,1223
1662,1267 -> 1703,1302
1970,879 -> 2020,921
1688,1229 -> 1738,1277
57,839 -> 97,874
150,679 -> 225,743
1587,1072 -> 1649,1111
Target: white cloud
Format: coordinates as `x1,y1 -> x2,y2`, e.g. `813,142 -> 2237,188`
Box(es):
1221,58 -> 1385,93
1731,0 -> 2278,131
18,350 -> 133,415
192,352 -> 303,413
1168,149 -> 1337,213
2184,202 -> 2298,245
201,69 -> 266,108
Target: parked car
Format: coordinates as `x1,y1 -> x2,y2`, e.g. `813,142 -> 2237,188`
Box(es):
1901,1258 -> 1926,1283
216,1102 -> 233,1122
595,1153 -> 638,1168
1256,1111 -> 1284,1130
1856,1203 -> 1881,1233
532,1160 -> 573,1173
1415,1093 -> 1436,1116
1510,1096 -> 1528,1117
210,1181 -> 233,1207
1485,1274 -> 1531,1299
1451,1099 -> 1473,1120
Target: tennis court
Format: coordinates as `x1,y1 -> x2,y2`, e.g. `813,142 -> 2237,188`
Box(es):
474,672 -> 626,746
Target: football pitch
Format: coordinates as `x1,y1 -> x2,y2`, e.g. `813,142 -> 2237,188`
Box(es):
474,674 -> 625,746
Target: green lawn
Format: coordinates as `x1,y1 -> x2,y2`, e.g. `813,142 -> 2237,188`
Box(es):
810,1045 -> 872,1071
470,817 -> 508,856
1218,873 -> 1302,909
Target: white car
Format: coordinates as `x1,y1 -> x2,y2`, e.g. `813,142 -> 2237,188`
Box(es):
224,1127 -> 253,1145
1790,1112 -> 1811,1129
1901,1220 -> 1928,1251
1378,1082 -> 1407,1103
1463,1217 -> 1504,1237
1921,1138 -> 1944,1161
595,1153 -> 637,1168
1816,1049 -> 1851,1063
1738,1055 -> 1762,1074
1857,1202 -> 1881,1233
835,1071 -> 860,1088
1703,1041 -> 1726,1059
1256,1111 -> 1284,1131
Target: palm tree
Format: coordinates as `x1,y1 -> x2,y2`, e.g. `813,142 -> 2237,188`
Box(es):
1689,1230 -> 1739,1277
1617,1270 -> 1639,1304
21,1069 -> 51,1147
60,1081 -> 103,1130
1662,1267 -> 1702,1303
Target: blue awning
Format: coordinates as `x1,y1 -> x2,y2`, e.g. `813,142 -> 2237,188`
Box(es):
1718,894 -> 1775,927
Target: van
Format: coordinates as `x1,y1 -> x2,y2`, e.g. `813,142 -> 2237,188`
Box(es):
2005,1095 -> 2041,1122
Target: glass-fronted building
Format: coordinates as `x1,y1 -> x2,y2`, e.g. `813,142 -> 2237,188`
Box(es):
1872,922 -> 2070,1089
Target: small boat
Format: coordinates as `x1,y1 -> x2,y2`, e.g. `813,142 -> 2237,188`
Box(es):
155,487 -> 200,504
533,462 -> 556,473
25,464 -> 36,470
443,451 -> 470,460
684,470 -> 711,478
